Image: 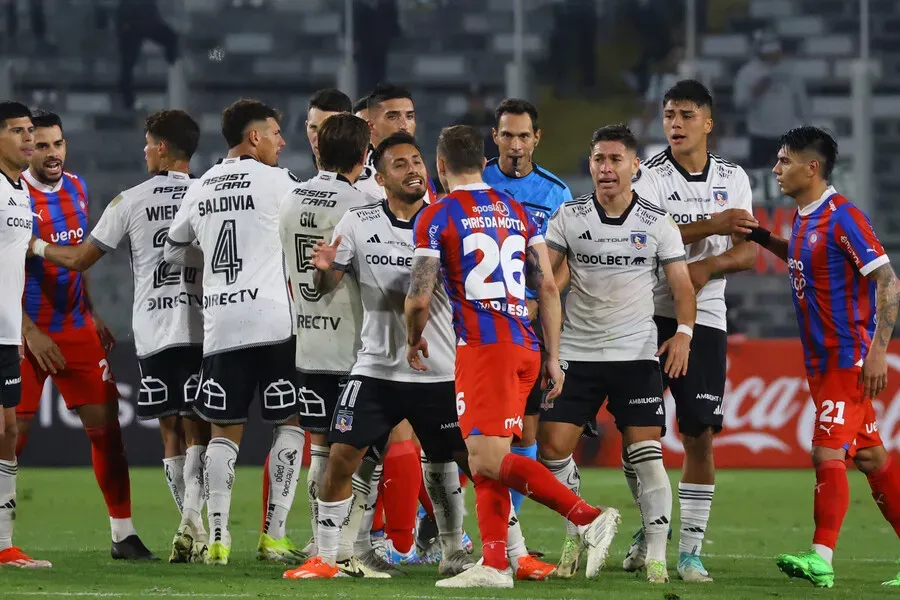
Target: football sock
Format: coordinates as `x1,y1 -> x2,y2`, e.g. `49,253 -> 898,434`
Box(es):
422,458 -> 463,554
317,496 -> 352,566
473,474 -> 510,570
866,454 -> 900,537
307,444 -> 329,546
382,440 -> 419,553
181,445 -> 206,529
541,454 -> 582,537
264,426 -> 305,539
811,459 -> 848,556
678,482 -> 715,556
627,441 -> 671,564
351,459 -> 380,555
371,482 -> 384,532
162,455 -> 185,514
622,456 -> 641,506
812,543 -> 834,564
499,453 -> 600,526
506,502 -> 528,569
84,421 -> 132,522
418,452 -> 436,521
509,442 -> 538,513
0,460 -> 16,550
260,452 -> 270,531
206,437 -> 239,546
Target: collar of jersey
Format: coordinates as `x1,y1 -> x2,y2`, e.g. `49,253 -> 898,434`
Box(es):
797,185 -> 837,217
1,169 -> 23,190
665,147 -> 710,182
592,190 -> 638,226
157,170 -> 194,180
487,158 -> 535,180
216,155 -> 256,164
21,168 -> 63,193
381,199 -> 424,229
451,182 -> 491,192
317,170 -> 353,186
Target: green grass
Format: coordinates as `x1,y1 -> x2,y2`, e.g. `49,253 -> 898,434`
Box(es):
1,467 -> 897,599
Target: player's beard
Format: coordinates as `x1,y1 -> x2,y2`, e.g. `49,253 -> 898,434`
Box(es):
36,162 -> 63,185
389,182 -> 426,205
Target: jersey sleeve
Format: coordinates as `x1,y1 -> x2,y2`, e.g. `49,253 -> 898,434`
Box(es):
733,167 -> 754,212
526,209 -> 544,248
544,206 -> 567,254
332,211 -> 356,272
657,213 -> 687,263
631,165 -> 665,205
275,168 -> 302,209
834,204 -> 889,276
413,202 -> 448,259
87,192 -> 127,253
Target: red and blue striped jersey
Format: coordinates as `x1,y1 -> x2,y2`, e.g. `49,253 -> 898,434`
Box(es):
413,183 -> 542,350
788,187 -> 889,376
22,170 -> 91,332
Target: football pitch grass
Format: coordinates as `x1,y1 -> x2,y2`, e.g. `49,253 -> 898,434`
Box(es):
2,467 -> 897,599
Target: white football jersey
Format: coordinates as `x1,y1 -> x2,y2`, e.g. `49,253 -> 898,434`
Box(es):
166,157 -> 297,355
278,171 -> 366,374
546,192 -> 685,362
89,171 -> 203,358
0,173 -> 33,345
633,148 -> 753,331
332,200 -> 455,383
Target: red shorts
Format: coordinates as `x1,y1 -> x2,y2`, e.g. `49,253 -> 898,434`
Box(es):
17,324 -> 118,418
808,369 -> 883,456
454,342 -> 540,439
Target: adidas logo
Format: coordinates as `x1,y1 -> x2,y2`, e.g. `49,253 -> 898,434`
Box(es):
684,526 -> 705,533
578,230 -> 593,241
650,516 -> 669,526
317,518 -> 338,528
0,499 -> 16,510
656,405 -> 664,416
713,404 -> 723,416
8,198 -> 16,207
667,191 -> 682,203
367,234 -> 381,244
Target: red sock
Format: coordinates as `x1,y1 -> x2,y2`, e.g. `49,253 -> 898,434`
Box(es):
382,440 -> 420,553
84,422 -> 131,519
473,474 -> 509,570
261,452 -> 271,531
372,478 -> 385,532
419,477 -> 435,520
866,455 -> 900,537
459,472 -> 469,488
499,453 -> 600,526
812,459 -> 849,550
15,429 -> 28,458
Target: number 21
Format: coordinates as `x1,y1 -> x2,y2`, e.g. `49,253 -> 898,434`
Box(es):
819,400 -> 846,425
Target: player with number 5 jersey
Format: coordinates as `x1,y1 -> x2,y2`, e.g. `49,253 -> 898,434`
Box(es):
406,125 -> 620,589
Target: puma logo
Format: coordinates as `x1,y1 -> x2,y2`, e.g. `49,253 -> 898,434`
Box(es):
818,424 -> 834,436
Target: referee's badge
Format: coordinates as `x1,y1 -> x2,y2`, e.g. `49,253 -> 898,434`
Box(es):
630,231 -> 648,250
713,188 -> 728,207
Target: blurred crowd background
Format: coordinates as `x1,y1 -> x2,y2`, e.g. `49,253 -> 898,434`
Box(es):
1,0 -> 895,343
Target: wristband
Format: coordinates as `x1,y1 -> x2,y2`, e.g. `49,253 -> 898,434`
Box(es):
32,239 -> 48,258
746,226 -> 771,247
676,324 -> 694,338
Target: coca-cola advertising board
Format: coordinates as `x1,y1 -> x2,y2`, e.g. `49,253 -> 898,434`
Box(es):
577,338 -> 900,468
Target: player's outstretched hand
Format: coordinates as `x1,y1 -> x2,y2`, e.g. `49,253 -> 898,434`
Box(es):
541,358 -> 565,400
25,328 -> 66,375
94,316 -> 116,354
407,337 -> 429,372
861,348 -> 888,399
657,332 -> 691,379
710,209 -> 758,236
311,235 -> 342,271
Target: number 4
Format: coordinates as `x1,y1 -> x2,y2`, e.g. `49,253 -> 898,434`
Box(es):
819,400 -> 846,425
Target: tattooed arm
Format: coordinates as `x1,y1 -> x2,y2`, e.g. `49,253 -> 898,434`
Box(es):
861,262 -> 900,398
527,242 -> 565,399
405,255 -> 440,350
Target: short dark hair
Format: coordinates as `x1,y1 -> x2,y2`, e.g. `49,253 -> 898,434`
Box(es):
437,125 -> 484,174
779,126 -> 838,179
371,132 -> 421,173
308,88 -> 352,114
317,114 -> 371,173
31,109 -> 63,133
0,101 -> 32,130
221,98 -> 282,148
663,79 -> 714,111
352,96 -> 370,114
590,124 -> 639,153
367,83 -> 413,111
494,98 -> 539,131
145,110 -> 200,160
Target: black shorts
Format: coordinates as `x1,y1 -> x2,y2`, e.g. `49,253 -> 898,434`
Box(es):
327,376 -> 466,462
540,360 -> 666,434
0,345 -> 21,409
193,338 -> 298,425
137,345 -> 203,420
297,371 -> 348,434
655,316 -> 727,436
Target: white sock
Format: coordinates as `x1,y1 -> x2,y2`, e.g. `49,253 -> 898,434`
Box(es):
110,517 -> 137,543
0,460 -> 17,550
626,441 -> 671,563
344,457 -> 378,558
507,502 -> 528,569
622,457 -> 641,506
678,482 -> 714,556
317,496 -> 352,566
812,543 -> 834,565
541,454 -> 581,537
163,455 -> 186,514
206,437 -> 239,546
422,458 -> 463,555
307,444 -> 329,547
181,445 -> 206,530
264,426 -> 305,539
354,462 -> 382,554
